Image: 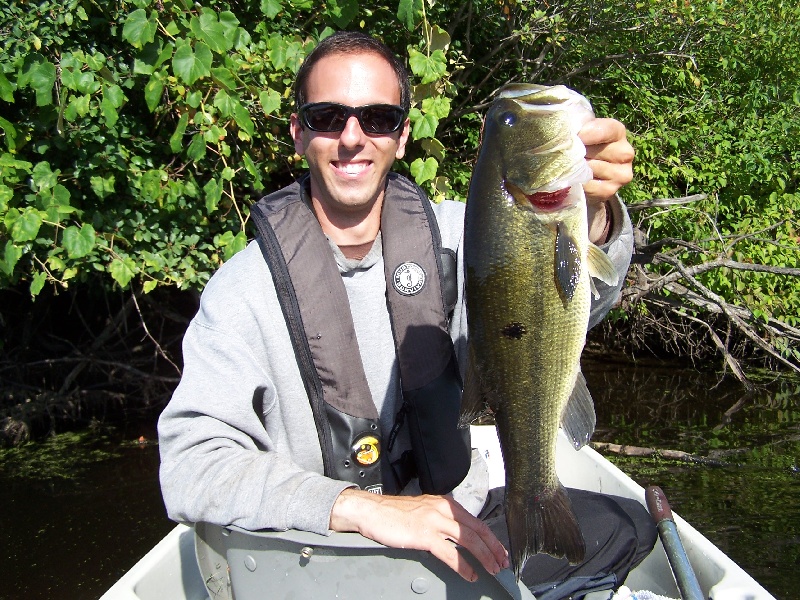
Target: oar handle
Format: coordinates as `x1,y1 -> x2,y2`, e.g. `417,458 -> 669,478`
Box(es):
646,484 -> 674,524
645,486 -> 706,600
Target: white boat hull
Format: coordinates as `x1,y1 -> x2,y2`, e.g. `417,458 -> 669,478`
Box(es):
101,425 -> 775,600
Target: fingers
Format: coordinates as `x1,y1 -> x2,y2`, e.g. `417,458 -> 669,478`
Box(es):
433,497 -> 509,579
579,118 -> 635,203
584,158 -> 633,203
578,117 -> 631,154
331,490 -> 509,582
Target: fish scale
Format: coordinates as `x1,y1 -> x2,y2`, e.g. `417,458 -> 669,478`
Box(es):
460,84 -> 618,578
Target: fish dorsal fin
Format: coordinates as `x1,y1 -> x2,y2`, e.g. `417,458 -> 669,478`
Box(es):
587,242 -> 619,287
560,371 -> 596,449
554,222 -> 581,302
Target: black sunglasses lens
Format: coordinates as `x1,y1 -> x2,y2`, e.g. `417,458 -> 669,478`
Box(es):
302,104 -> 404,134
360,106 -> 404,133
303,104 -> 349,132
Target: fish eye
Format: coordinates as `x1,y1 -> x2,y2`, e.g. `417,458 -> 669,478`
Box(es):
499,111 -> 516,127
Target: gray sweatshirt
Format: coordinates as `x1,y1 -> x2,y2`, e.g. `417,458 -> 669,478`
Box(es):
157,189 -> 633,535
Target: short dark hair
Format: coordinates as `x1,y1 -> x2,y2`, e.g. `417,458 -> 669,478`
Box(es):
293,31 -> 411,114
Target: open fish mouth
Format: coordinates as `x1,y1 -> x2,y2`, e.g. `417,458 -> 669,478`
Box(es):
506,181 -> 574,211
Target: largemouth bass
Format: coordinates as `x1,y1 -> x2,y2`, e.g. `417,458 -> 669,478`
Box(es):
460,84 -> 619,577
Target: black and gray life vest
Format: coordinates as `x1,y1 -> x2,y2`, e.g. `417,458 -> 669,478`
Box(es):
250,173 -> 470,495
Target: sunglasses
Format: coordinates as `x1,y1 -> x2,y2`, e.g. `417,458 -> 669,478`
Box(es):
298,102 -> 407,135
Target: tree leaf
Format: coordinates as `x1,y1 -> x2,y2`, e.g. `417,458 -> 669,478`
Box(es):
225,231 -> 248,260
407,48 -> 448,84
0,240 -> 23,276
104,84 -> 125,108
0,117 -> 17,152
327,0 -> 358,28
233,104 -> 254,137
31,162 -> 59,193
109,257 -> 137,289
170,113 -> 189,153
259,88 -> 281,115
211,67 -> 237,91
144,74 -> 164,112
187,133 -> 207,161
62,224 -> 96,258
190,10 -> 237,54
30,271 -> 47,296
172,41 -> 213,85
90,174 -> 116,199
397,0 -> 423,31
0,71 -> 14,103
204,177 -> 222,213
421,96 -> 451,119
19,54 -> 56,106
411,113 -> 439,140
260,0 -> 282,19
122,9 -> 157,49
11,209 -> 43,242
410,156 -> 438,184
213,89 -> 236,117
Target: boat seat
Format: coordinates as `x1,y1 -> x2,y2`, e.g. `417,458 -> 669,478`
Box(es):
195,521 -> 536,600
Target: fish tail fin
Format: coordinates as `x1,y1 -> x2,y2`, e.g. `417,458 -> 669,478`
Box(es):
507,484 -> 585,579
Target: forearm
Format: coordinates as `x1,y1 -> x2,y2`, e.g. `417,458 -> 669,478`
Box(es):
588,194 -> 633,329
158,321 -> 351,534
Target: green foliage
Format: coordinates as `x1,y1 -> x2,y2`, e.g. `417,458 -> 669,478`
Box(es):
0,0 -> 797,346
0,430 -> 118,479
0,0 -> 453,296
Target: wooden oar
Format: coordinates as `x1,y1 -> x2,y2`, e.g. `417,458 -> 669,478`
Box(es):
645,486 -> 706,600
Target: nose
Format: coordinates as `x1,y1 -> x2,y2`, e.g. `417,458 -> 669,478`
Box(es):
339,114 -> 366,147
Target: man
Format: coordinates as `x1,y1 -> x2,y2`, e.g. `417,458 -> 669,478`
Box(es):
158,31 -> 654,597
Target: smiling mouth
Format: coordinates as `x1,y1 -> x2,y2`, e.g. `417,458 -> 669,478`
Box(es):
333,161 -> 371,175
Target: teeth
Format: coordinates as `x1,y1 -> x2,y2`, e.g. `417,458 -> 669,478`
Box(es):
336,162 -> 368,174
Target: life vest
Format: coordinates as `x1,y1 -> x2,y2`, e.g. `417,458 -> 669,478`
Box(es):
250,173 -> 470,495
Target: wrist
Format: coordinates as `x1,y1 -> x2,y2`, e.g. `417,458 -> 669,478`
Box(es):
329,487 -> 366,533
588,200 -> 613,244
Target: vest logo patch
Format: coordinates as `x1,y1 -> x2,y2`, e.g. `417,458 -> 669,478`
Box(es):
352,435 -> 380,466
393,262 -> 426,296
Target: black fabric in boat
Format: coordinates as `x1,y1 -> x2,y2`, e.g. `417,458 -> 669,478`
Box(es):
478,487 -> 658,600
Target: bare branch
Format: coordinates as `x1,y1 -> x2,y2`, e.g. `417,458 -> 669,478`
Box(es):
627,194 -> 707,211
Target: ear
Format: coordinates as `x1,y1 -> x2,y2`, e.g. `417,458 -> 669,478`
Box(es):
394,118 -> 411,160
290,113 -> 306,155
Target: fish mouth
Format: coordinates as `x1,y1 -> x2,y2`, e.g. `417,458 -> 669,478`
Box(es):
506,181 -> 572,211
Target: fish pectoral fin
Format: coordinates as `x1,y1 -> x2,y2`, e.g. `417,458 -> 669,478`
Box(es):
459,350 -> 490,427
587,242 -> 619,288
560,371 -> 596,449
554,222 -> 581,302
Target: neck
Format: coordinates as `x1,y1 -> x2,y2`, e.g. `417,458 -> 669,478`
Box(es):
310,197 -> 383,249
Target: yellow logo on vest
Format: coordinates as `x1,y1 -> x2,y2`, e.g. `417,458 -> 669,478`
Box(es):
393,261 -> 426,296
352,435 -> 380,466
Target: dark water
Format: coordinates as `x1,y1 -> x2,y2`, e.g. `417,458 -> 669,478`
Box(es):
1,360 -> 798,600
0,421 -> 175,600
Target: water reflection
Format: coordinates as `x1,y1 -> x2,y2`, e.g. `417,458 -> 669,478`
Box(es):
583,358 -> 800,600
1,361 -> 798,600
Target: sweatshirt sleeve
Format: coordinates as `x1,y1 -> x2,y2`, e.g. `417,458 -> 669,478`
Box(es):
588,194 -> 634,329
157,249 -> 354,535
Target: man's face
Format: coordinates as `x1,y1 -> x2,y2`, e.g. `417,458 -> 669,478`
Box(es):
290,52 -> 410,216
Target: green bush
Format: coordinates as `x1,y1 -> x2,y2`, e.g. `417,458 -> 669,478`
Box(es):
1,0 -> 798,339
